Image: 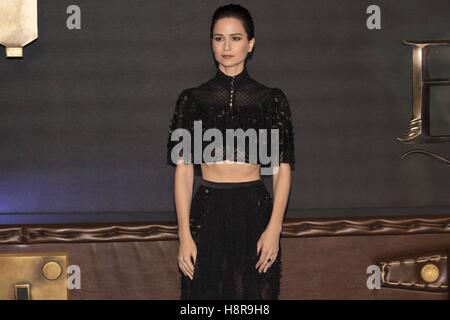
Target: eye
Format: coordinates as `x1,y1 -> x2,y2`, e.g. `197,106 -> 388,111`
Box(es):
232,36 -> 242,41
214,36 -> 223,42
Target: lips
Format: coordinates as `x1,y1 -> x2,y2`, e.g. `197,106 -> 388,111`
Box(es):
222,55 -> 234,59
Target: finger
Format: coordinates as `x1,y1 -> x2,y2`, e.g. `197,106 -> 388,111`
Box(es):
268,252 -> 279,270
259,251 -> 275,273
184,263 -> 194,279
187,256 -> 196,279
257,251 -> 270,272
185,256 -> 195,274
255,245 -> 266,268
259,259 -> 268,272
263,254 -> 276,273
181,257 -> 193,273
182,268 -> 190,278
179,261 -> 188,276
180,261 -> 193,279
255,250 -> 264,269
179,263 -> 188,277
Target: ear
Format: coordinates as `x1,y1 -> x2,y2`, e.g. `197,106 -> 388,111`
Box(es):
248,37 -> 255,53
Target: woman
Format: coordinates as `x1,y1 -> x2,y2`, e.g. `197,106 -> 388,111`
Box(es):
167,4 -> 295,300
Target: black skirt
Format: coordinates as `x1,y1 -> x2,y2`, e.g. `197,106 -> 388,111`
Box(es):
181,178 -> 282,300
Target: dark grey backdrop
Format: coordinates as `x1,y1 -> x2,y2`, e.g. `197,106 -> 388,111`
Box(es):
0,0 -> 449,224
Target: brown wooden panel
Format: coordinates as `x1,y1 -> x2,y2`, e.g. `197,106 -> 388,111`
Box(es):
0,216 -> 449,299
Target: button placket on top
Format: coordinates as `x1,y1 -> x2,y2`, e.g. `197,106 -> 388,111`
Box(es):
229,75 -> 235,118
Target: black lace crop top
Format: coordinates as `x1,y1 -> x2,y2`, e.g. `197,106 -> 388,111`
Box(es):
166,66 -> 295,171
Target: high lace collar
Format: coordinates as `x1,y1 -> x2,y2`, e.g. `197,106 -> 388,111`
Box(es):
212,65 -> 251,89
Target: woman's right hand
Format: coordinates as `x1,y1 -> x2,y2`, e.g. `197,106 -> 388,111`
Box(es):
178,235 -> 197,280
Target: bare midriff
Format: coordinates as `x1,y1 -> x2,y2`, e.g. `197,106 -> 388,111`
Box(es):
200,161 -> 261,183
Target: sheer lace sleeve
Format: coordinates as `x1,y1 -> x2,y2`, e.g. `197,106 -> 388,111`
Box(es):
167,89 -> 195,166
272,88 -> 296,170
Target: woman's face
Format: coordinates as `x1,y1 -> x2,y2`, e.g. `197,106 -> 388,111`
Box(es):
211,17 -> 255,69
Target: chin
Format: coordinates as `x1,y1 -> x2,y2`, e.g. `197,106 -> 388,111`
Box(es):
218,59 -> 233,66
219,60 -> 240,67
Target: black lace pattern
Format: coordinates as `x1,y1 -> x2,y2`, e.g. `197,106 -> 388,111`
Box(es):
167,67 -> 296,170
181,182 -> 282,300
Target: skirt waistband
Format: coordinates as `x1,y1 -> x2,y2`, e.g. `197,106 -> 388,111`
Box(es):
200,178 -> 263,189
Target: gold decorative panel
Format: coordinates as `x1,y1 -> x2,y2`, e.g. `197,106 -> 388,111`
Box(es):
0,0 -> 38,58
0,253 -> 68,300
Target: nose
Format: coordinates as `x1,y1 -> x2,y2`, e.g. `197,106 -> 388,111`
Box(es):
224,38 -> 231,51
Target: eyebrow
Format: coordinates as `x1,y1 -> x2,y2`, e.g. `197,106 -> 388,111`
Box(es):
213,33 -> 243,36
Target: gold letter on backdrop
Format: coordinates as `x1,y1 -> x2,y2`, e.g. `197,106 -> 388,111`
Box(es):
398,40 -> 450,144
0,0 -> 38,58
398,40 -> 450,166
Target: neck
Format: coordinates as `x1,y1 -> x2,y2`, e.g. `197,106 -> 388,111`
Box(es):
218,64 -> 245,77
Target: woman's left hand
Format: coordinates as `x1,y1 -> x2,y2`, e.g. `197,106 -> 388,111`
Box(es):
255,224 -> 281,273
